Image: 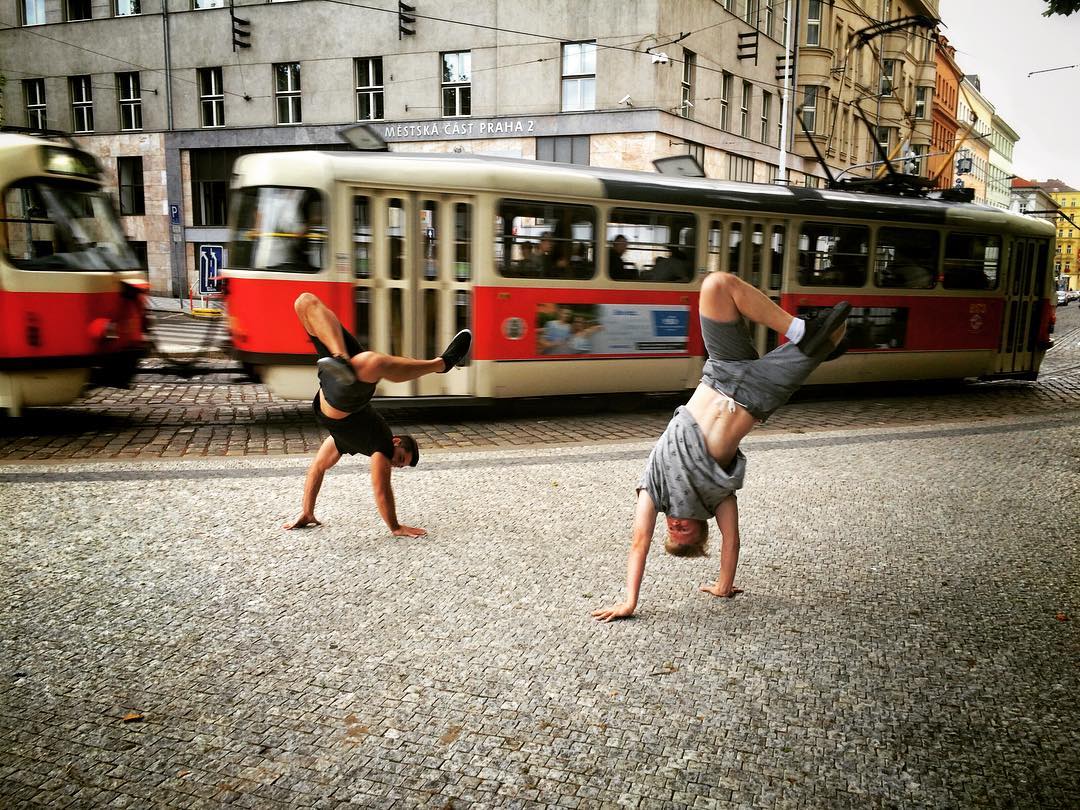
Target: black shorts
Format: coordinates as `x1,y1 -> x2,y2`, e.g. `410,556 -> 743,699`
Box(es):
310,325 -> 377,413
312,394 -> 392,457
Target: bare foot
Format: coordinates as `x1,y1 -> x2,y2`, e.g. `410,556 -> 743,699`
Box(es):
699,584 -> 744,598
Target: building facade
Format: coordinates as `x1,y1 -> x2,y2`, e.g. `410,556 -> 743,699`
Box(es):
3,0 -> 946,297
1046,180 -> 1080,291
929,34 -> 962,190
956,75 -> 993,204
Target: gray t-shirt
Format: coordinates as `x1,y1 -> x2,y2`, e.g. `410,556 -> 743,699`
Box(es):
637,406 -> 747,519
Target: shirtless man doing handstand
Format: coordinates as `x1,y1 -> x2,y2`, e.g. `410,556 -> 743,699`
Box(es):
593,272 -> 849,621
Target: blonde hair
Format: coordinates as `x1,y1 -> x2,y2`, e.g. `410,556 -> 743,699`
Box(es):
664,520 -> 709,557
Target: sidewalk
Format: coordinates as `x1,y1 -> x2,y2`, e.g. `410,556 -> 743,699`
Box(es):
1,419 -> 1076,807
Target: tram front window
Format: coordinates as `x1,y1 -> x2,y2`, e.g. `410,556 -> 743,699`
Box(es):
230,186 -> 325,272
1,180 -> 138,271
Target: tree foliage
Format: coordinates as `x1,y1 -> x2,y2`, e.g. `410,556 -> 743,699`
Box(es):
1044,0 -> 1080,16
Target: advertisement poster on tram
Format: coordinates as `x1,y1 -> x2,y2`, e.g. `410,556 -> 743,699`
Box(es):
535,303 -> 689,356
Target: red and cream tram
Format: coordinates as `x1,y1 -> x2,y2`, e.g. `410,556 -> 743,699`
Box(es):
223,150 -> 1055,402
0,131 -> 148,415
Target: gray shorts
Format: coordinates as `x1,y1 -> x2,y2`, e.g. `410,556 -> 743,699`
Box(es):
700,315 -> 821,422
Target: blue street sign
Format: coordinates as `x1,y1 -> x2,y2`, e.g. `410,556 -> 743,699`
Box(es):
198,244 -> 223,294
170,204 -> 180,225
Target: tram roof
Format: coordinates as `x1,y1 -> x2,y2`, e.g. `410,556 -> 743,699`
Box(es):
239,149 -> 1053,235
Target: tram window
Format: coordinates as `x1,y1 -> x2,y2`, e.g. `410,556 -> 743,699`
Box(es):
496,199 -> 595,280
454,203 -> 471,281
943,232 -> 999,290
874,227 -> 938,289
707,222 -> 722,274
390,287 -> 403,356
797,222 -> 868,287
421,201 -> 438,280
750,225 -> 764,287
769,226 -> 785,289
388,199 -> 405,280
2,179 -> 138,271
230,186 -> 324,273
353,287 -> 371,348
423,289 -> 438,358
455,290 -> 472,366
606,208 -> 695,283
353,196 -> 371,279
729,222 -> 742,276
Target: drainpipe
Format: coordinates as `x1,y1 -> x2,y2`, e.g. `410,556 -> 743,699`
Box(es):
777,0 -> 794,183
162,0 -> 173,130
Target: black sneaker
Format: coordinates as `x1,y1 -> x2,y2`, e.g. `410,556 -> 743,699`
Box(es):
798,301 -> 851,358
316,355 -> 356,389
438,329 -> 473,372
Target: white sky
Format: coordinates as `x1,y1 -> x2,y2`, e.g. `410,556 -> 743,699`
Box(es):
938,0 -> 1080,184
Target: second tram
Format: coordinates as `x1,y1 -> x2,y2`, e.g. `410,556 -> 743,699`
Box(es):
223,150 -> 1055,402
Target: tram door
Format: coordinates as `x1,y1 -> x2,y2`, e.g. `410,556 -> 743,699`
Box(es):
349,190 -> 474,397
994,237 -> 1042,375
708,216 -> 786,354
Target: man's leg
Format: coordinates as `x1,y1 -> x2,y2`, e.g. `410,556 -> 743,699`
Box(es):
294,292 -> 351,358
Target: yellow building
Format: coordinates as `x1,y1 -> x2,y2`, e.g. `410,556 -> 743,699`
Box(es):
1048,180 -> 1080,291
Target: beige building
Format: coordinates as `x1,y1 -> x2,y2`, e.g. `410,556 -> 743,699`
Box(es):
1046,180 -> 1080,291
794,0 -> 938,182
3,0 -> 944,296
956,75 -> 994,204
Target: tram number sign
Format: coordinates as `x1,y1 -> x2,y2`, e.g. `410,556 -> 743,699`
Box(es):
198,244 -> 224,295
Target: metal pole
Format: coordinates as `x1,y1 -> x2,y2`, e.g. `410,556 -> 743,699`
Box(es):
778,0 -> 794,183
162,0 -> 173,130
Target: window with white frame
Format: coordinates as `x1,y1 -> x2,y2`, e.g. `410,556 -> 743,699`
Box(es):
807,0 -> 822,46
66,0 -> 91,21
874,126 -> 891,157
561,42 -> 596,112
69,76 -> 93,133
23,79 -> 46,129
764,1 -> 774,38
801,86 -> 818,133
744,0 -> 758,27
740,81 -> 751,137
115,0 -> 139,15
880,59 -> 895,97
914,86 -> 928,119
198,67 -> 224,127
720,72 -> 732,131
275,62 -> 302,124
680,49 -> 695,119
909,144 -> 927,175
22,0 -> 45,25
193,0 -> 224,8
355,57 -> 384,121
760,91 -> 771,144
442,51 -> 472,117
117,72 -> 142,131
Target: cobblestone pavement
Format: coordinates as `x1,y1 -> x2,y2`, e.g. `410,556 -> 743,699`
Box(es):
1,416 -> 1078,807
1,307 -> 1079,462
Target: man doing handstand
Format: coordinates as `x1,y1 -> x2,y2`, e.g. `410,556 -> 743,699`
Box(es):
592,272 -> 849,621
284,292 -> 472,537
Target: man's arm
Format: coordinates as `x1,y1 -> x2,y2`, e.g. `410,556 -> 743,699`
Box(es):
592,489 -> 658,622
284,436 -> 340,529
700,494 -> 742,598
370,453 -> 427,537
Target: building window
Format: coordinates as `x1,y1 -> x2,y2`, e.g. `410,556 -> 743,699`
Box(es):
115,0 -> 140,15
22,0 -> 45,25
720,72 -> 732,131
117,156 -> 145,216
198,67 -> 224,127
561,42 -> 596,112
764,1 -> 774,38
801,86 -> 818,133
442,51 -> 472,117
191,149 -> 232,227
537,135 -> 590,166
680,49 -> 695,119
23,79 -> 46,130
193,0 -> 224,8
66,0 -> 91,21
69,76 -> 93,133
117,72 -> 142,131
880,60 -> 895,97
807,0 -> 822,46
914,86 -> 928,119
728,155 -> 755,183
275,63 -> 302,124
355,57 -> 384,121
743,0 -> 760,27
908,144 -> 927,176
740,81 -> 751,137
685,141 -> 705,166
760,91 -> 771,144
128,240 -> 148,269
875,126 -> 892,157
